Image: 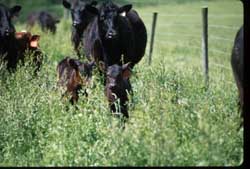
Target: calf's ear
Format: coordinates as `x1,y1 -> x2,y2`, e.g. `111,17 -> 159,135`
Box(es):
62,0 -> 71,9
122,62 -> 132,80
30,35 -> 40,48
86,5 -> 99,15
118,4 -> 132,15
10,5 -> 22,17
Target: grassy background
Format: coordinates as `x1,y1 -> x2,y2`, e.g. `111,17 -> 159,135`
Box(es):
0,0 -> 243,166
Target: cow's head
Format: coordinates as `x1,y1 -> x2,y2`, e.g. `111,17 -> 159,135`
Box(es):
63,0 -> 97,29
0,4 -> 21,38
86,1 -> 132,40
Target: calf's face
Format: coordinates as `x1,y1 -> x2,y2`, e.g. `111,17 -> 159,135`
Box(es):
63,0 -> 97,29
0,4 -> 21,38
86,2 -> 132,40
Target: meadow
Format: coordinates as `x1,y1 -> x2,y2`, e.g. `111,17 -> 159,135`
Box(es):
0,0 -> 243,166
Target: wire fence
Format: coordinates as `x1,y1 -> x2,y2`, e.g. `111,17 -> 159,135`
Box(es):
142,10 -> 242,86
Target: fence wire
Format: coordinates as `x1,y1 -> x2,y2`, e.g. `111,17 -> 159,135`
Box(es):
143,11 -> 241,86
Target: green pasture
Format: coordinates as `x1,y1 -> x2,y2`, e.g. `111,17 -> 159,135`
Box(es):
0,0 -> 243,166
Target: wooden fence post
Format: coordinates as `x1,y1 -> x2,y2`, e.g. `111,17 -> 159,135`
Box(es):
148,12 -> 158,65
202,7 -> 209,87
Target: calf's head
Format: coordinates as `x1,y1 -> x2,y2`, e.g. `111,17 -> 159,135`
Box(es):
86,1 -> 132,40
0,4 -> 21,38
63,0 -> 97,29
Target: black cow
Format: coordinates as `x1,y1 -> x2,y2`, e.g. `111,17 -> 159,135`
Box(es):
27,11 -> 60,34
82,1 -> 147,119
57,57 -> 95,104
62,0 -> 97,57
0,3 -> 21,70
84,1 -> 146,68
231,26 -> 243,122
100,61 -> 132,119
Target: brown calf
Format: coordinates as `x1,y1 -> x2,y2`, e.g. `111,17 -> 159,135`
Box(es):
57,57 -> 95,104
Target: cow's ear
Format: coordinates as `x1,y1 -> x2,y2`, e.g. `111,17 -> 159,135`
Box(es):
10,5 -> 22,17
63,0 -> 71,9
30,35 -> 40,48
122,62 -> 132,79
86,5 -> 99,15
90,1 -> 98,6
98,61 -> 106,72
118,4 -> 132,15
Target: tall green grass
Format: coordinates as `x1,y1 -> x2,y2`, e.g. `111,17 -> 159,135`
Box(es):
0,0 -> 243,166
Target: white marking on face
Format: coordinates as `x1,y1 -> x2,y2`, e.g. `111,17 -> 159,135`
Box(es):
120,12 -> 126,17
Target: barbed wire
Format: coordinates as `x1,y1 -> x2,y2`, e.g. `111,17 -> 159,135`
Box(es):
142,11 -> 239,87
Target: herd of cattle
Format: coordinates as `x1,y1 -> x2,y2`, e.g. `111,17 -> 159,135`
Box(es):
0,0 -> 243,124
0,0 -> 147,120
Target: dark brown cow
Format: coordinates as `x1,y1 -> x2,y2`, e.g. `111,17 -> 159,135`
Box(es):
57,57 -> 95,104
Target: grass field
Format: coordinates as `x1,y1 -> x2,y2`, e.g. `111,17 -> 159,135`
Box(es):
0,0 -> 243,166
